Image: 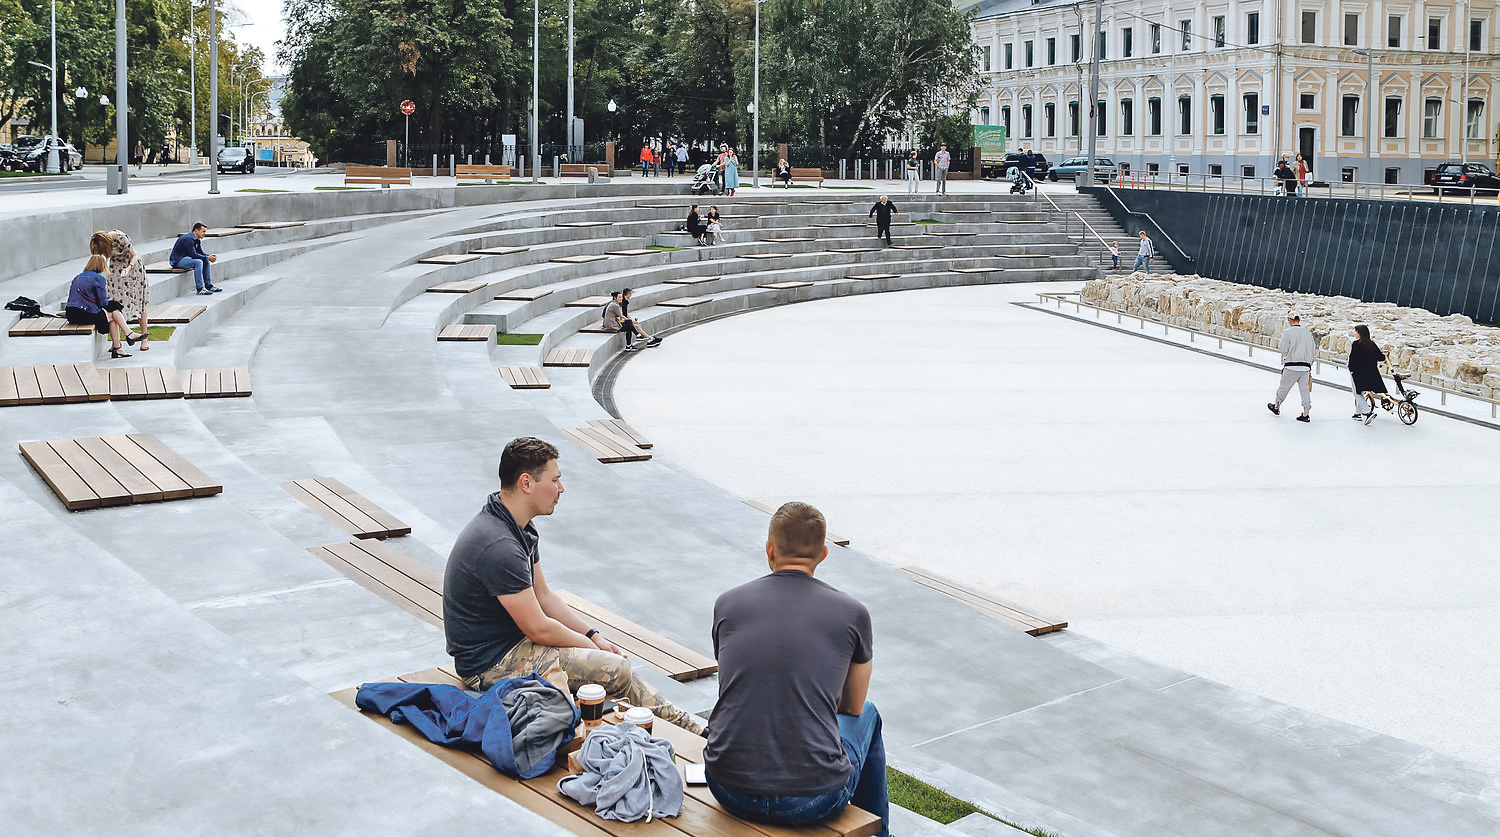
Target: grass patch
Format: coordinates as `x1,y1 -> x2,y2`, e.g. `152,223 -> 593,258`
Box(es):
913,218 -> 954,225
145,325 -> 176,342
887,768 -> 1058,836
314,185 -> 368,190
237,188 -> 290,193
646,245 -> 687,252
496,332 -> 544,345
0,169 -> 68,178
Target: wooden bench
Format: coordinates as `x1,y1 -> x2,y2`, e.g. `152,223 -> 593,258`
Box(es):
743,499 -> 850,546
495,288 -> 553,301
827,247 -> 880,254
739,253 -> 790,261
204,227 -> 252,237
307,541 -> 716,681
760,280 -> 812,289
562,426 -> 651,463
663,276 -> 718,285
144,262 -> 190,274
105,367 -> 185,400
20,433 -> 221,510
951,267 -> 1003,274
439,324 -> 495,342
498,366 -> 551,389
559,163 -> 599,177
814,223 -> 864,229
345,166 -> 412,186
555,221 -> 614,228
473,245 -> 531,256
544,348 -> 595,368
281,476 -> 412,539
789,167 -> 825,186
924,230 -> 977,237
847,273 -> 899,281
241,221 -> 306,230
427,279 -> 490,294
142,304 -> 206,323
659,297 -> 711,308
455,164 -> 511,183
550,254 -> 609,265
8,316 -> 91,337
419,253 -> 480,266
605,248 -> 657,256
586,419 -> 651,449
564,296 -> 611,308
183,367 -> 251,399
762,236 -> 815,243
897,566 -> 1066,636
0,364 -> 109,406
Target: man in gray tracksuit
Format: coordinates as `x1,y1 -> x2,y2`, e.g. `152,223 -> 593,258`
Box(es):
1268,314 -> 1316,422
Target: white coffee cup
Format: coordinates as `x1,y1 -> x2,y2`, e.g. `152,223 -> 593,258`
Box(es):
577,683 -> 607,728
624,706 -> 655,732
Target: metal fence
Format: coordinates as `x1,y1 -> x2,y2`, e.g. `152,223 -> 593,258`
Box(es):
1117,170 -> 1500,206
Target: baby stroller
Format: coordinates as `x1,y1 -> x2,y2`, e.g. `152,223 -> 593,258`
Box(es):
1009,167 -> 1034,195
690,164 -> 722,196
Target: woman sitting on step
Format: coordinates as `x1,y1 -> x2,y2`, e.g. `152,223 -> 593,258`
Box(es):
66,254 -> 140,359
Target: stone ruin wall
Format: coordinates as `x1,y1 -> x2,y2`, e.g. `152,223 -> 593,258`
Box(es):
1080,273 -> 1500,398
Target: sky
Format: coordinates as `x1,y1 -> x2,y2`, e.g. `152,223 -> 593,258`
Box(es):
224,0 -> 288,74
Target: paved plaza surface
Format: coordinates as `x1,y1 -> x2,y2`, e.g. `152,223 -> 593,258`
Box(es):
614,282 -> 1500,767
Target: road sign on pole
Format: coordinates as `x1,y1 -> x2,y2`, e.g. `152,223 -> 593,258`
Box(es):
400,100 -> 414,167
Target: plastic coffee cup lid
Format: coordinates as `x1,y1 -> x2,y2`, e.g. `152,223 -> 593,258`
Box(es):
624,707 -> 655,726
577,684 -> 606,701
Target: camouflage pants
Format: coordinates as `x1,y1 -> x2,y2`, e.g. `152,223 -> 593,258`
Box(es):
464,638 -> 703,735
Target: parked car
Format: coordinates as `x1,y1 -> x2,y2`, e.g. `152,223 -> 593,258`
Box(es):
217,146 -> 256,174
7,135 -> 83,172
989,152 -> 1052,180
1048,156 -> 1118,182
1426,161 -> 1500,193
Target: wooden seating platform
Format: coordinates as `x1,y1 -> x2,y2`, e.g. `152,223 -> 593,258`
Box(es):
419,254 -> 480,266
438,324 -> 495,342
242,221 -> 306,230
544,348 -> 595,367
827,247 -> 880,253
814,223 -> 864,229
307,541 -> 715,681
847,273 -> 899,281
664,276 -> 717,285
939,209 -> 992,214
605,248 -> 657,256
952,267 -> 1002,274
473,245 -> 531,256
789,166 -> 825,185
183,367 -> 252,399
20,433 -> 221,510
891,244 -> 943,251
427,280 -> 490,294
455,164 -> 512,183
760,281 -> 812,289
8,317 -> 91,337
105,367 -> 185,400
144,262 -> 189,274
555,221 -> 614,228
143,304 -> 207,323
762,236 -> 815,243
565,296 -> 611,308
897,566 -> 1067,636
498,366 -> 551,389
739,253 -> 790,260
551,254 -> 609,265
586,419 -> 651,449
743,499 -> 850,546
205,227 -> 252,237
659,297 -> 711,308
563,425 -> 651,463
578,323 -> 612,333
495,287 -> 553,301
0,364 -> 109,406
281,476 -> 412,539
925,230 -> 977,237
345,165 -> 412,186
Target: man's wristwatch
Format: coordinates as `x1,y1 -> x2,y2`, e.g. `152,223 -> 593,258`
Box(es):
585,628 -> 599,640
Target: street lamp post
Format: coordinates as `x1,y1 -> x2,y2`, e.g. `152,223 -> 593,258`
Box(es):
114,0 -> 127,190
567,0 -> 575,154
208,0 -> 220,193
531,0 -> 539,183
1084,0 -> 1102,187
1354,47 -> 1376,197
607,99 -> 616,144
752,0 -> 761,188
176,87 -> 196,162
189,2 -> 197,164
43,0 -> 59,173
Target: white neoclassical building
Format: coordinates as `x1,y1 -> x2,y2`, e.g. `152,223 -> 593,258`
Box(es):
964,0 -> 1500,183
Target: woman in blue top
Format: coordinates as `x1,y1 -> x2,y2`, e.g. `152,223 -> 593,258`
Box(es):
721,147 -> 739,197
66,254 -> 138,358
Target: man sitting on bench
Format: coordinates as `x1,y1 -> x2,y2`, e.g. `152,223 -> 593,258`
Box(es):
444,436 -> 702,733
171,222 -> 221,295
704,502 -> 889,836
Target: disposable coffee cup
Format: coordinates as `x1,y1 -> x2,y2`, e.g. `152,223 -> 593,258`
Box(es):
578,684 -> 607,728
623,706 -> 655,733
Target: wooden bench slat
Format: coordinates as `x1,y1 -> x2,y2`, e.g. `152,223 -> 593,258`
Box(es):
495,287 -> 553,301
566,296 -> 612,308
473,245 -> 531,256
283,478 -> 395,539
664,276 -> 718,285
550,254 -> 609,264
12,366 -> 43,404
319,477 -> 413,537
428,280 -> 490,293
555,220 -> 614,228
606,249 -> 657,256
586,419 -> 652,449
74,437 -> 163,502
99,435 -> 195,500
76,364 -> 109,400
50,439 -> 133,506
897,566 -> 1066,635
761,237 -> 814,243
126,433 -> 221,496
419,254 -> 480,265
556,592 -> 715,680
659,297 -> 711,308
0,366 -> 21,405
312,543 -> 444,625
34,365 -> 66,403
562,427 -> 650,463
759,281 -> 812,289
743,499 -> 850,547
19,440 -> 99,510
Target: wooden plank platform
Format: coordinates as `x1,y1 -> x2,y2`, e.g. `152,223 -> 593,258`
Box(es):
924,230 -> 977,237
498,366 -> 551,389
578,323 -> 612,334
241,221 -> 306,230
761,236 -> 815,242
743,499 -> 850,546
183,367 -> 251,399
426,280 -> 490,294
8,317 -> 91,337
142,304 -> 207,323
0,364 -> 109,406
605,248 -> 657,256
204,227 -> 252,237
20,433 -> 220,511
281,477 -> 412,539
813,223 -> 865,228
144,262 -> 190,274
550,254 -> 609,264
659,296 -> 711,308
847,273 -> 899,281
827,247 -> 880,253
555,592 -> 715,678
760,280 -> 812,289
494,287 -> 554,301
897,565 -> 1067,636
565,296 -> 611,308
951,267 -> 1003,274
555,220 -> 614,227
472,245 -> 531,256
544,347 -> 595,367
105,366 -> 185,400
664,276 -> 718,285
938,209 -> 992,214
438,324 -> 495,342
585,419 -> 652,449
739,253 -> 790,260
562,426 -> 651,463
891,244 -> 944,250
419,253 -> 480,265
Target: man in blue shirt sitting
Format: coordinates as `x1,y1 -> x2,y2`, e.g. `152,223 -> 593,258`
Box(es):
170,222 -> 221,295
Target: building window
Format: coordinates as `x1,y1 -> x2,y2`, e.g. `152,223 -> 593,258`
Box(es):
1299,93 -> 1316,110
1343,13 -> 1359,46
1211,95 -> 1225,134
1213,16 -> 1226,47
1244,93 -> 1259,134
1151,23 -> 1162,54
1001,106 -> 1011,133
1071,34 -> 1081,62
1247,13 -> 1260,45
1209,164 -> 1223,177
1389,16 -> 1402,47
1302,11 -> 1317,44
1178,96 -> 1192,134
1429,18 -> 1442,50
983,45 -> 992,72
1123,27 -> 1133,57
1467,99 -> 1485,139
1383,98 -> 1401,137
979,106 -> 991,124
1121,99 -> 1134,135
1178,163 -> 1190,175
1004,43 -> 1013,69
1025,40 -> 1034,67
1097,101 -> 1107,136
1047,37 -> 1057,64
1341,95 -> 1360,136
1022,105 -> 1033,137
1148,162 -> 1160,174
1148,97 -> 1163,135
1424,98 -> 1442,137
1068,101 -> 1080,136
1385,167 -> 1401,183
1097,31 -> 1106,59
1242,165 -> 1256,177
1472,19 -> 1484,52
1045,103 -> 1056,137
1180,20 -> 1191,50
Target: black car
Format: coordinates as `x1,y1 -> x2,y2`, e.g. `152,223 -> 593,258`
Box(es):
217,146 -> 256,174
6,135 -> 83,172
1427,161 -> 1500,193
989,152 -> 1051,180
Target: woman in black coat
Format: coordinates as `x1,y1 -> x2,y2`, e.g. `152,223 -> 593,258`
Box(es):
685,205 -> 707,244
1349,324 -> 1388,423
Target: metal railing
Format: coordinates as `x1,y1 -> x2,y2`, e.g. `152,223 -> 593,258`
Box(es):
1114,171 -> 1500,205
1101,186 -> 1196,272
1034,290 -> 1500,419
1036,189 -> 1130,272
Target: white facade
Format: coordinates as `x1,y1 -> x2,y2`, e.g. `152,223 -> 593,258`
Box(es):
967,0 -> 1500,183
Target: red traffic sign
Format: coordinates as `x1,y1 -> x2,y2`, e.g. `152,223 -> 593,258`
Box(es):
400,100 -> 416,115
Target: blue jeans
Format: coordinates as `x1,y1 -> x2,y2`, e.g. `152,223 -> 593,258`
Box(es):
707,702 -> 889,837
1132,254 -> 1148,272
174,256 -> 212,291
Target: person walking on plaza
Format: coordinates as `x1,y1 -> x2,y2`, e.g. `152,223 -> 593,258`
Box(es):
904,150 -> 920,194
664,142 -> 676,176
1268,313 -> 1316,422
933,144 -> 950,194
703,501 -> 889,837
676,144 -> 689,176
1131,230 -> 1153,272
1348,324 -> 1388,424
170,222 -> 221,295
131,140 -> 145,172
868,195 -> 898,245
639,144 -> 654,177
91,230 -> 151,351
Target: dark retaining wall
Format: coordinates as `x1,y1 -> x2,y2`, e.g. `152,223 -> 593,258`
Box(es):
1087,187 -> 1500,323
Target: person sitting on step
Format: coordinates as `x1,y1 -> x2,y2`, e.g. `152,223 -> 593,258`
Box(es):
620,288 -> 662,348
66,254 -> 140,359
170,222 -> 221,295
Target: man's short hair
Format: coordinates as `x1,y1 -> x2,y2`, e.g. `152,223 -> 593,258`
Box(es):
192,222 -> 207,232
769,502 -> 826,559
498,437 -> 560,489
622,287 -> 633,296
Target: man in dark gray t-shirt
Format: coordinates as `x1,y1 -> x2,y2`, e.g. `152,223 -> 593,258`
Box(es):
704,502 -> 888,837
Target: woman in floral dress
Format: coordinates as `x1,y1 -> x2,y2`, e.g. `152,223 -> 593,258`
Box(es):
90,230 -> 150,350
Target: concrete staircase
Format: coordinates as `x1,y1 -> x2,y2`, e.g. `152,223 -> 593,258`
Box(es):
1040,191 -> 1186,275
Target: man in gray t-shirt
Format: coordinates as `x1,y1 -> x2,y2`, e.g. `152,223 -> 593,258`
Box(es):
704,502 -> 888,836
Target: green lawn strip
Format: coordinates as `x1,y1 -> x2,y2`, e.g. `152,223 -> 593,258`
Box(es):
646,245 -> 687,252
887,768 -> 1057,836
145,325 -> 176,342
237,188 -> 290,193
913,219 -> 955,224
0,170 -> 68,178
496,333 -> 543,345
313,185 -> 368,190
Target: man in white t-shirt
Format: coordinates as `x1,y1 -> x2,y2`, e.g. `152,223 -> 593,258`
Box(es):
933,145 -> 950,195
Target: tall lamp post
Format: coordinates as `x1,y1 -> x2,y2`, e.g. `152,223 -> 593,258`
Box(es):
1084,0 -> 1102,187
566,0 -> 575,153
114,0 -> 127,190
188,3 -> 197,164
531,0 -> 539,183
752,0 -> 761,188
1354,48 -> 1376,197
176,87 -> 196,163
607,99 -> 617,144
208,0 -> 220,193
31,0 -> 60,173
